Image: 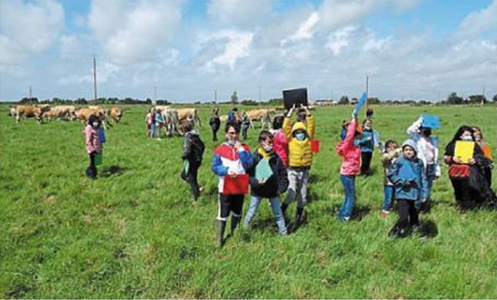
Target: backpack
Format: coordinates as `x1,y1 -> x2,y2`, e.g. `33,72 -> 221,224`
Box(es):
228,111 -> 235,122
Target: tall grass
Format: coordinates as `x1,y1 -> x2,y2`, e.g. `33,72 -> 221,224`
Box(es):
1,104 -> 496,298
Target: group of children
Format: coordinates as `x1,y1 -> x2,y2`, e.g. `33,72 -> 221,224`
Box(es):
145,108 -> 166,140
83,107 -> 494,244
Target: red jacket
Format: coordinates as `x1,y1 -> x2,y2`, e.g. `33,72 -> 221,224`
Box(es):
336,119 -> 361,175
272,129 -> 289,168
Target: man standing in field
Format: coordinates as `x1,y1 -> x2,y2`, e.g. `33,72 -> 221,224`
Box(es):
211,121 -> 253,247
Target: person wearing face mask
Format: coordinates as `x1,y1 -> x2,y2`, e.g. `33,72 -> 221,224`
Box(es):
444,126 -> 494,211
280,105 -> 315,224
473,127 -> 493,189
406,116 -> 441,210
243,131 -> 289,235
211,122 -> 254,247
336,113 -> 362,221
270,115 -> 289,168
387,139 -> 428,238
83,115 -> 102,179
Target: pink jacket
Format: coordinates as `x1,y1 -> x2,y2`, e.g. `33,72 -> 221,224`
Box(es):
336,119 -> 361,175
272,129 -> 289,168
84,125 -> 102,154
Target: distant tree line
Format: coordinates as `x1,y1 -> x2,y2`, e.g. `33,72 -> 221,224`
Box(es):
6,92 -> 497,106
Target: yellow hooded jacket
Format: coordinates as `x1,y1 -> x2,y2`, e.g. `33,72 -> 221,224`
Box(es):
283,115 -> 315,167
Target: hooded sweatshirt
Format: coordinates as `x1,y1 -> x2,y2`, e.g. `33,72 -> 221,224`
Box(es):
283,115 -> 315,168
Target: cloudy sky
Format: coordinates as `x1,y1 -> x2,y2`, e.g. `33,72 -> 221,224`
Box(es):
1,0 -> 496,102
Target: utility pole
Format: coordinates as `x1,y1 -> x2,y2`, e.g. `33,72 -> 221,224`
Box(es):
154,86 -> 157,104
365,75 -> 369,108
93,55 -> 98,104
29,85 -> 32,104
258,85 -> 261,101
481,85 -> 486,106
214,89 -> 217,103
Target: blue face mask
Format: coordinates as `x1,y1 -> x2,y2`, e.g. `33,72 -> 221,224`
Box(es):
295,133 -> 306,141
354,139 -> 361,147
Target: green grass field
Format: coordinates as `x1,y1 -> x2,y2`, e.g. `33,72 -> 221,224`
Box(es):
1,104 -> 496,298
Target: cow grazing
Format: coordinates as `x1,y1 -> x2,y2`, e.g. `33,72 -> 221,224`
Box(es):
177,108 -> 201,128
107,107 -> 123,124
44,105 -> 77,121
245,108 -> 273,129
75,107 -> 109,128
15,105 -> 50,124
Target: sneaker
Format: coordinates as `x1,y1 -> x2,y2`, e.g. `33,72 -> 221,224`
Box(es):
199,186 -> 204,193
380,210 -> 390,218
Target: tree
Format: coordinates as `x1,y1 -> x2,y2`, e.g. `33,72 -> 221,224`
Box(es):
493,94 -> 497,102
467,94 -> 486,104
447,92 -> 463,105
231,91 -> 238,105
338,95 -> 349,105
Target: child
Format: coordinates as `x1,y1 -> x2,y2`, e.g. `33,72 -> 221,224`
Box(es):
211,122 -> 253,247
241,112 -> 251,141
387,139 -> 428,237
244,131 -> 289,235
84,115 -> 102,179
155,109 -> 165,140
406,116 -> 441,206
473,127 -> 493,188
280,105 -> 315,223
270,115 -> 289,168
340,120 -> 350,141
359,118 -> 375,175
380,140 -> 402,217
209,108 -> 221,142
336,114 -> 361,221
145,109 -> 155,138
181,121 -> 205,201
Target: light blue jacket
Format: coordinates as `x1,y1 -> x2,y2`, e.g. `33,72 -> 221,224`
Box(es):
387,156 -> 429,201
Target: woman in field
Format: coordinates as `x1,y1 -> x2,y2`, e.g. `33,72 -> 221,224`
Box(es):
209,108 -> 221,142
444,126 -> 494,210
473,126 -> 493,189
84,115 -> 102,179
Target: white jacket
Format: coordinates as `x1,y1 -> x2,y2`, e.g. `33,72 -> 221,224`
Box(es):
406,118 -> 441,177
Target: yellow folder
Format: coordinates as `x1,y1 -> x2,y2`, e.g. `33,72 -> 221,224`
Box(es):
454,141 -> 474,164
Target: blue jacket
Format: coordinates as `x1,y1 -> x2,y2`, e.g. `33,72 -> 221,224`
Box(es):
360,129 -> 374,152
387,156 -> 429,201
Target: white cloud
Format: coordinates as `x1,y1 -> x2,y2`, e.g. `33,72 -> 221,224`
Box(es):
362,34 -> 391,52
454,0 -> 497,40
281,12 -> 320,45
203,30 -> 254,71
207,0 -> 272,28
325,26 -> 356,56
88,0 -> 183,64
0,0 -> 64,65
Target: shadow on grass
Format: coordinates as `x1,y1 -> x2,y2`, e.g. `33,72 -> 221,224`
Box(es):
100,165 -> 127,177
416,220 -> 438,238
350,205 -> 371,221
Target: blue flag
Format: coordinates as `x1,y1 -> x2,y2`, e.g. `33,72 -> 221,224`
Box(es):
353,92 -> 367,117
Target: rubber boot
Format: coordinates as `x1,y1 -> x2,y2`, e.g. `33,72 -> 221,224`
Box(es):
296,207 -> 304,224
216,220 -> 226,247
230,216 -> 241,236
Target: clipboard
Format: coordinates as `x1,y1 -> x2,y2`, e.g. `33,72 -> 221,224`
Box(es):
183,160 -> 190,174
454,141 -> 474,164
255,158 -> 273,181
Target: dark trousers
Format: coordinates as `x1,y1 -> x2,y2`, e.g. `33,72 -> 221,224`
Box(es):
450,177 -> 477,210
484,167 -> 492,189
211,128 -> 219,141
181,161 -> 201,200
397,200 -> 419,229
360,152 -> 373,175
86,152 -> 97,179
241,124 -> 249,141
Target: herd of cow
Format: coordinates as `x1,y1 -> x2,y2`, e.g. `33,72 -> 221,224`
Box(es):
7,104 -> 279,136
7,104 -> 123,127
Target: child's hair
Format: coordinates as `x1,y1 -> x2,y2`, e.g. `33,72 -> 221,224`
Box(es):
272,115 -> 284,130
88,114 -> 100,126
258,130 -> 273,143
297,109 -> 307,122
341,120 -> 350,129
363,119 -> 372,126
225,121 -> 240,133
183,121 -> 194,132
232,107 -> 238,112
384,139 -> 397,151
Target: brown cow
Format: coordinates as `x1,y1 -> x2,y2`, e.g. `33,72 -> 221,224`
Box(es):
15,105 -> 50,124
177,108 -> 201,127
245,108 -> 273,129
44,105 -> 77,121
107,107 -> 123,124
75,107 -> 106,124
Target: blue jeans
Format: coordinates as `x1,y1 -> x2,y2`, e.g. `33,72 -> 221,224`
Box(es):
244,195 -> 287,235
426,164 -> 436,201
339,174 -> 356,220
382,185 -> 395,211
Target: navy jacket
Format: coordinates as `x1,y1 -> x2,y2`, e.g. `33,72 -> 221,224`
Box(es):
387,156 -> 429,201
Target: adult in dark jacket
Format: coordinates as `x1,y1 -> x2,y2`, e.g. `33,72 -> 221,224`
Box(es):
244,131 -> 289,235
444,125 -> 494,211
209,108 -> 221,141
181,122 -> 205,201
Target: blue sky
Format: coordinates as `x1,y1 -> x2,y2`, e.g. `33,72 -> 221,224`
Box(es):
1,0 -> 496,102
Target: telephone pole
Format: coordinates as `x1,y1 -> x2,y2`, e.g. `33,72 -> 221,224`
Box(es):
258,85 -> 261,101
365,75 -> 369,108
214,89 -> 217,103
29,85 -> 32,104
93,55 -> 98,104
154,86 -> 157,104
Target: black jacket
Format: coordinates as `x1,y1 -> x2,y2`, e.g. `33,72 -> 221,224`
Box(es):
209,117 -> 220,131
182,131 -> 205,164
248,148 -> 289,198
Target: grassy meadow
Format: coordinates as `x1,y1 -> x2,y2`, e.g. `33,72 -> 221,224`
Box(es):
1,104 -> 496,298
